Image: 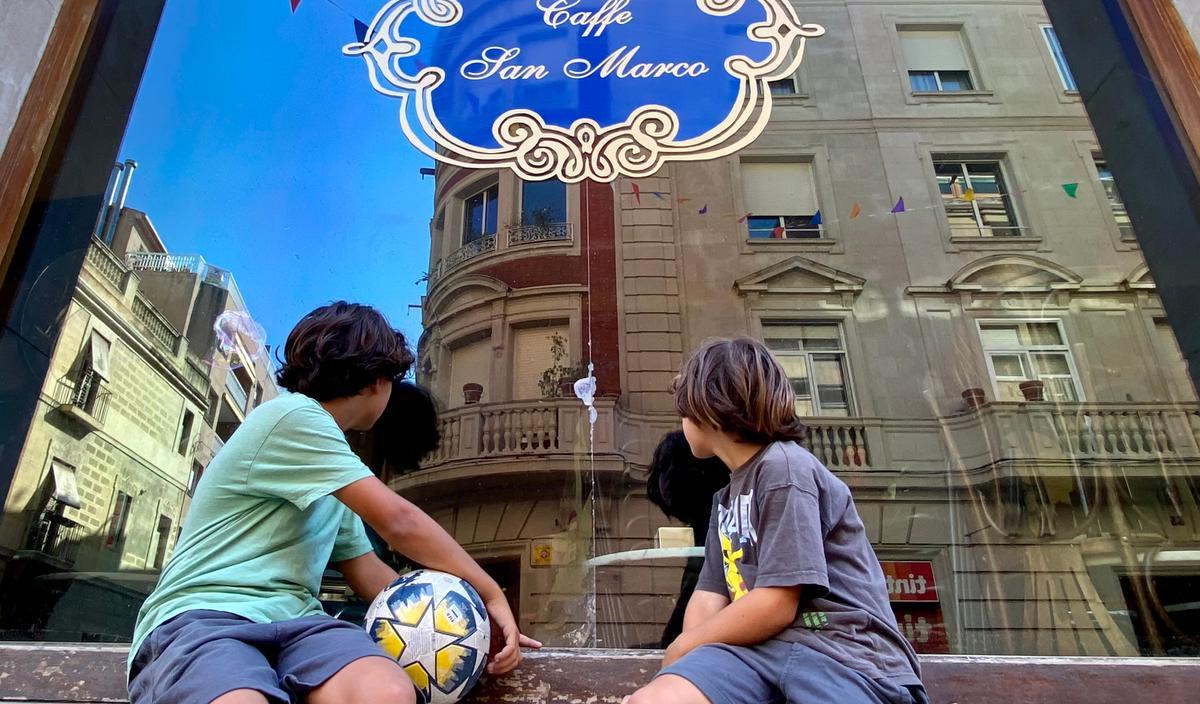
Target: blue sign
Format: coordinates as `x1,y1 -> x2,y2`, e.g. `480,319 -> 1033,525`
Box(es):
346,1 -> 824,182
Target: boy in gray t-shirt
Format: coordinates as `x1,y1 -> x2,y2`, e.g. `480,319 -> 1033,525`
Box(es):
625,338 -> 926,704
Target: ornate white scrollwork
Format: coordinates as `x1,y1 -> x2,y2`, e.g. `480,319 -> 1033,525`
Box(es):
346,0 -> 825,182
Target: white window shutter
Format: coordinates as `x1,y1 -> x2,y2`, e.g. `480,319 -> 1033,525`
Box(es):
89,332 -> 112,379
900,30 -> 970,71
741,162 -> 818,216
448,339 -> 493,406
512,327 -> 569,400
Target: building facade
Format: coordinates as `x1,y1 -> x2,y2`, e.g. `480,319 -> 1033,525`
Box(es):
0,165 -> 276,641
413,1 -> 1200,655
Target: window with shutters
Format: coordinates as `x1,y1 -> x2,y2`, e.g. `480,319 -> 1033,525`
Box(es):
104,491 -> 133,550
1094,157 -> 1133,239
447,336 -> 493,406
899,28 -> 976,92
933,159 -> 1021,237
153,515 -> 172,569
762,322 -> 854,416
978,321 -> 1082,402
512,326 -> 570,400
741,161 -> 822,239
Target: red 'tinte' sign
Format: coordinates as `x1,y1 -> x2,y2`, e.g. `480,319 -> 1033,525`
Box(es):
880,561 -> 938,603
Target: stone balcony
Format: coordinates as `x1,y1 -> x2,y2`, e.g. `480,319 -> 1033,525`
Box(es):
390,397 -> 621,497
402,400 -> 1200,495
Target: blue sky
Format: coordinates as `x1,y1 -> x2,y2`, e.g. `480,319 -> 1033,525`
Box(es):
119,0 -> 432,350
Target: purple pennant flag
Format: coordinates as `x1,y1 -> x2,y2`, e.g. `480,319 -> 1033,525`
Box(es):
891,197 -> 906,214
699,204 -> 709,215
354,19 -> 369,42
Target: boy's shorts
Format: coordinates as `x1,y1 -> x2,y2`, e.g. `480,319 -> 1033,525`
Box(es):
659,639 -> 928,704
128,609 -> 393,704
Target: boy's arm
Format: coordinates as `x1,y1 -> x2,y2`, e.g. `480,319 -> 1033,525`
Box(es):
334,552 -> 399,602
334,477 -> 541,674
664,586 -> 801,667
681,590 -> 729,633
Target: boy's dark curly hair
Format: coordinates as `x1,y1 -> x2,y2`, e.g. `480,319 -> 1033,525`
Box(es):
276,302 -> 414,401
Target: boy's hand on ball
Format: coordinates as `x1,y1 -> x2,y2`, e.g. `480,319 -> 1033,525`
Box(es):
485,596 -> 542,675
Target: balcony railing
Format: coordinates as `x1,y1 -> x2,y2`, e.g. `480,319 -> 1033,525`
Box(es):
132,293 -> 181,355
946,402 -> 1200,471
54,372 -> 111,424
25,509 -> 82,565
805,420 -> 873,469
86,239 -> 129,291
508,222 -> 573,246
429,234 -> 498,285
226,369 -> 250,413
423,398 -> 613,467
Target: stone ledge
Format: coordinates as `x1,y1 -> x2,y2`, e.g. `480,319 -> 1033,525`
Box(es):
1,644 -> 1199,703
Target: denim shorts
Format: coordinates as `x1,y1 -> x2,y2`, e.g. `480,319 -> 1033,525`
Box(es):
128,609 -> 393,704
659,639 -> 927,704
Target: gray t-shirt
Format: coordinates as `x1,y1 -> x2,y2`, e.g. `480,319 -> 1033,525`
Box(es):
696,441 -> 921,687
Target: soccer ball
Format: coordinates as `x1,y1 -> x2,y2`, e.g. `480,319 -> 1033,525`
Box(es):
365,570 -> 491,704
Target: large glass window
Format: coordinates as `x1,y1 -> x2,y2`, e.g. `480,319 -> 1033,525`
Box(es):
3,0 -> 1200,669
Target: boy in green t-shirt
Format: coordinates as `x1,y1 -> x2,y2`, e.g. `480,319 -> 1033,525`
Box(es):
129,302 -> 539,704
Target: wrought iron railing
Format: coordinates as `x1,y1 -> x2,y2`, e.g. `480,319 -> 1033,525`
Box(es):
54,371 -> 111,423
508,222 -> 573,245
25,509 -> 82,565
444,233 -> 497,271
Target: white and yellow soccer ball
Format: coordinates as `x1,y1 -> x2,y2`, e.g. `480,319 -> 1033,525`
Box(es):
365,569 -> 491,704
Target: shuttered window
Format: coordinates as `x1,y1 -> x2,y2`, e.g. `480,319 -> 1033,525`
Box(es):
512,327 -> 569,400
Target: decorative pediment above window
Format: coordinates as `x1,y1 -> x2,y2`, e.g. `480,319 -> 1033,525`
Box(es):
734,256 -> 865,296
427,274 -> 510,319
946,255 -> 1082,293
1122,263 -> 1156,290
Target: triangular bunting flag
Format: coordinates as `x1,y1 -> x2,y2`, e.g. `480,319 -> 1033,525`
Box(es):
678,197 -> 692,204
810,210 -> 823,227
891,197 -> 906,214
1062,183 -> 1079,198
738,213 -> 752,223
632,182 -> 642,204
963,188 -> 976,202
652,192 -> 664,200
698,204 -> 709,214
849,202 -> 862,219
354,19 -> 369,42
290,0 -> 301,12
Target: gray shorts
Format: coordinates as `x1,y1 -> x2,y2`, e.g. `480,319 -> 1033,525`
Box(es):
128,609 -> 395,704
659,639 -> 927,704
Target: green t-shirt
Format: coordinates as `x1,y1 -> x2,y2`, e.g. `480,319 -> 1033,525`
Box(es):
129,392 -> 374,672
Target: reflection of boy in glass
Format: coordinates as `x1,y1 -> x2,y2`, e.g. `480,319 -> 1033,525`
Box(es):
646,430 -> 730,648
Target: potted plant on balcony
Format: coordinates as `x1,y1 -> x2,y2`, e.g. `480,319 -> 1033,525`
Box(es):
1018,379 -> 1046,402
962,387 -> 988,410
539,333 -> 586,399
462,383 -> 484,404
